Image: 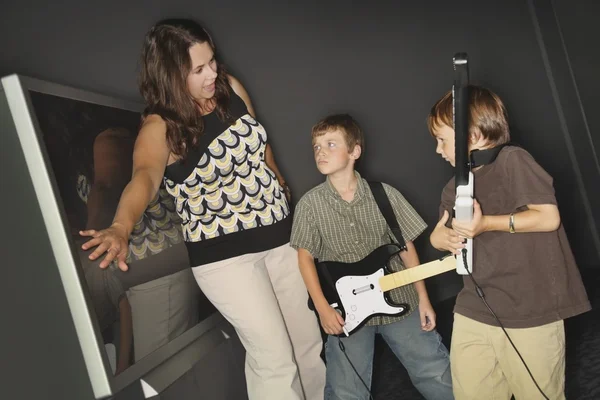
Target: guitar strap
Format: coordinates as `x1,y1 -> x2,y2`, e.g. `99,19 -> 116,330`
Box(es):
469,142 -> 520,168
308,259 -> 339,312
316,260 -> 337,296
367,181 -> 407,252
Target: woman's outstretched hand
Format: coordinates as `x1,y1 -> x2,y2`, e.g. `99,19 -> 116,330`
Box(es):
80,222 -> 130,271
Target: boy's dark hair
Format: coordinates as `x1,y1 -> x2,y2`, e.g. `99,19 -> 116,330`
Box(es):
311,113 -> 365,155
427,85 -> 510,146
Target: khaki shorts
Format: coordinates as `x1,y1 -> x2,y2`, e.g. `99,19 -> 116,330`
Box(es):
450,313 -> 565,400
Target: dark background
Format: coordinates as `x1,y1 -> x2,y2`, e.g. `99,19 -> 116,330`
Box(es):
1,0 -> 598,399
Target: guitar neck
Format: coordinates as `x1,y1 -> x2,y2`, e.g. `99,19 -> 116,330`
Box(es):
379,255 -> 456,292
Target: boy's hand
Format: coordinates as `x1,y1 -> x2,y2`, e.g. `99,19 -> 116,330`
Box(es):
419,299 -> 437,332
317,305 -> 345,335
430,210 -> 465,255
452,199 -> 488,239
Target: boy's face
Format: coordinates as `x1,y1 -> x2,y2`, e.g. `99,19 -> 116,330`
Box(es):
312,129 -> 360,176
433,124 -> 456,167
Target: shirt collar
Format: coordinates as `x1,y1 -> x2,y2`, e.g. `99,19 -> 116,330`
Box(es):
324,170 -> 365,204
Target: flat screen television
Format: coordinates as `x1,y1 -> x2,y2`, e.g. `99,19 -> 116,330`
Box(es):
1,74 -> 234,399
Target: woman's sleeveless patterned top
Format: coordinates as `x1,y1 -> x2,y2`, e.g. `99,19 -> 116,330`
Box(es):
163,90 -> 292,266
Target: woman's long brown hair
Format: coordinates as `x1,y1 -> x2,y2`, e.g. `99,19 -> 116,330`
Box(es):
138,18 -> 233,159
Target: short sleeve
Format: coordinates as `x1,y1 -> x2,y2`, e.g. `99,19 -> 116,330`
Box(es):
439,180 -> 455,228
383,184 -> 428,243
504,148 -> 557,209
290,197 -> 322,258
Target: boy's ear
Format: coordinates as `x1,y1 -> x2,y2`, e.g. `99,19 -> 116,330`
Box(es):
351,144 -> 362,160
469,129 -> 482,144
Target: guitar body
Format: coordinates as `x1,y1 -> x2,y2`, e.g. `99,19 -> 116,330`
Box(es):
315,244 -> 410,337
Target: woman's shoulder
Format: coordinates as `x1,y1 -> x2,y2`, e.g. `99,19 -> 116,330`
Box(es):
140,114 -> 168,134
136,114 -> 170,153
227,74 -> 254,117
227,74 -> 241,91
142,113 -> 167,125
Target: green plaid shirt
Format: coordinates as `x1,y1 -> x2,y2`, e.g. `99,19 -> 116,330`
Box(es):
291,171 -> 427,326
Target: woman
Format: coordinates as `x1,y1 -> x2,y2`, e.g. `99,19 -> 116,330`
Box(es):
80,18 -> 325,400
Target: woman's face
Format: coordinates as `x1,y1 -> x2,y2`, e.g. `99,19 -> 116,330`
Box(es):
186,42 -> 218,105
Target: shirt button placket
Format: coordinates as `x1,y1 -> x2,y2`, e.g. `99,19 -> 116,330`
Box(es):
348,207 -> 359,245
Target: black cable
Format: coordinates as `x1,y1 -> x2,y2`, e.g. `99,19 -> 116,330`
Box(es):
337,337 -> 375,400
462,249 -> 550,400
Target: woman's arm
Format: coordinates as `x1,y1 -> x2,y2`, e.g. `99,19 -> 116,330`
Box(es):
81,115 -> 171,270
265,144 -> 289,190
228,74 -> 257,117
228,75 -> 291,199
111,116 -> 171,236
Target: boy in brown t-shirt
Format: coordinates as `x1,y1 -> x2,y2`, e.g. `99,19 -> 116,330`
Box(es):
427,86 -> 591,400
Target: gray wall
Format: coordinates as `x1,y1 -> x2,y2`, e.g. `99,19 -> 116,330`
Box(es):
1,0 -> 597,276
550,0 -> 600,247
528,0 -> 600,267
1,0 -> 598,399
553,0 -> 600,156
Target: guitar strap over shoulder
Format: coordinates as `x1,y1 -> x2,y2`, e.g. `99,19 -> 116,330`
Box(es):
367,181 -> 407,252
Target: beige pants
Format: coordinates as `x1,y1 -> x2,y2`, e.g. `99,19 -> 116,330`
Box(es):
450,313 -> 565,400
192,243 -> 326,400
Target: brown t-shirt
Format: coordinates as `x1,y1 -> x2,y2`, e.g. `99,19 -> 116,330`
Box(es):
440,146 -> 591,328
